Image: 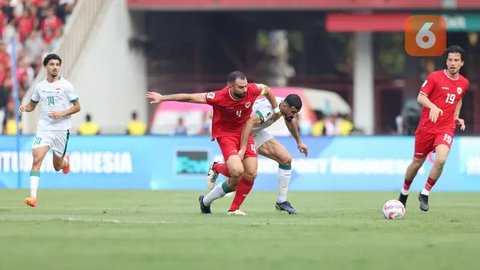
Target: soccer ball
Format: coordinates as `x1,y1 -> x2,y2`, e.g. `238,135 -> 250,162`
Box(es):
382,199 -> 405,220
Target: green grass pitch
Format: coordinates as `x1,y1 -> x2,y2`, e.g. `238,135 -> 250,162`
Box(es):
1,190 -> 479,270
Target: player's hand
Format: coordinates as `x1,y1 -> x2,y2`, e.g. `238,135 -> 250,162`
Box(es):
298,142 -> 308,157
238,148 -> 246,160
146,91 -> 163,104
429,106 -> 443,123
18,105 -> 25,114
455,117 -> 466,131
48,111 -> 64,119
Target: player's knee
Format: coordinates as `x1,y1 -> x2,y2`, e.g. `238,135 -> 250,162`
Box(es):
279,155 -> 292,165
243,171 -> 257,181
229,167 -> 244,178
435,156 -> 447,166
411,159 -> 423,169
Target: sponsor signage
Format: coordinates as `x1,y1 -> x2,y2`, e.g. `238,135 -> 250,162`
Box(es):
1,135 -> 479,191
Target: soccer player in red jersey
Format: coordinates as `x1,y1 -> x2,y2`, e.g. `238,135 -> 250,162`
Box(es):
206,94 -> 307,215
146,71 -> 278,214
398,45 -> 469,211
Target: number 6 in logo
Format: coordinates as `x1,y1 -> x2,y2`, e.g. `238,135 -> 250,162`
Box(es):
405,15 -> 446,57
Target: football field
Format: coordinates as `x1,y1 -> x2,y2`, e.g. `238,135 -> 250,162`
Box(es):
1,190 -> 479,270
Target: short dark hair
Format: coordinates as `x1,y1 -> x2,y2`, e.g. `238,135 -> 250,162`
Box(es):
86,114 -> 91,121
445,45 -> 465,61
227,71 -> 246,84
284,94 -> 302,111
43,53 -> 62,66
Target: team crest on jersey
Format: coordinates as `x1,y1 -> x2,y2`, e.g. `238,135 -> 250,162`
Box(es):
206,92 -> 215,99
457,87 -> 462,94
245,102 -> 251,108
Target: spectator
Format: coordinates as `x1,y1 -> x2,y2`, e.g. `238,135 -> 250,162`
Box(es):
3,111 -> 19,135
173,117 -> 187,135
198,111 -> 211,135
40,7 -> 62,45
311,113 -> 353,136
126,111 -> 147,135
16,8 -> 35,44
78,113 -> 100,135
24,31 -> 46,63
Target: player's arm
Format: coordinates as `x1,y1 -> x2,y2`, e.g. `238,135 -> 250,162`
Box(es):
49,100 -> 81,119
417,93 -> 443,123
454,99 -> 465,130
258,84 -> 278,112
18,100 -> 38,113
146,91 -> 207,104
238,114 -> 261,159
285,117 -> 308,157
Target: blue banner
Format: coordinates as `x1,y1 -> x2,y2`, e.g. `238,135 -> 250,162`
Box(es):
0,135 -> 479,191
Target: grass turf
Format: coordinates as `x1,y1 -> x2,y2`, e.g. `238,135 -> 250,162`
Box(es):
1,190 -> 479,270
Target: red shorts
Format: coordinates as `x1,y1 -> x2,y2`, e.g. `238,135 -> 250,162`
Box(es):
216,135 -> 257,161
414,128 -> 455,158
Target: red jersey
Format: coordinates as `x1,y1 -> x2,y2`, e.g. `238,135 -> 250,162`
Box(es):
206,83 -> 263,140
418,69 -> 469,133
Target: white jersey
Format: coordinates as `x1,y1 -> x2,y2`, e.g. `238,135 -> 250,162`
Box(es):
31,77 -> 78,131
252,97 -> 283,131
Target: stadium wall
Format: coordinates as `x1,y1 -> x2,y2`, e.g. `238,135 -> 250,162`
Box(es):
69,0 -> 147,134
1,136 -> 479,192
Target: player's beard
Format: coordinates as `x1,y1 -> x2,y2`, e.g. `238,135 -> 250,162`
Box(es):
448,67 -> 458,75
233,90 -> 245,99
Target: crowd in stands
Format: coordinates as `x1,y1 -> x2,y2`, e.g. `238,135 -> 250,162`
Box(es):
0,0 -> 76,134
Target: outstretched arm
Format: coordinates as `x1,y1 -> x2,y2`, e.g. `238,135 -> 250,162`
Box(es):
146,91 -> 207,104
285,117 -> 308,156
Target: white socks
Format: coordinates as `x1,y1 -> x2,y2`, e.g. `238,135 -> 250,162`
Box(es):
277,167 -> 291,203
30,175 -> 39,198
203,182 -> 227,206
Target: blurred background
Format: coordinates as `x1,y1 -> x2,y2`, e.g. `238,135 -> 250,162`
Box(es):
0,0 -> 479,191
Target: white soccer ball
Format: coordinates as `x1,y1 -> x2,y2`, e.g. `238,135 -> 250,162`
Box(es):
382,199 -> 405,220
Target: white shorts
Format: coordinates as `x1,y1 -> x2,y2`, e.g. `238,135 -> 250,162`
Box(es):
253,129 -> 274,149
32,130 -> 70,157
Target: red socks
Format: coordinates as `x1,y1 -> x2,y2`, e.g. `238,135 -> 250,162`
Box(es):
424,177 -> 437,191
229,177 -> 253,211
213,162 -> 231,177
403,178 -> 413,191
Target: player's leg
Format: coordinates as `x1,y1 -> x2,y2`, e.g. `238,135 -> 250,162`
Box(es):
51,130 -> 70,173
418,133 -> 453,211
200,137 -> 244,213
206,158 -> 233,190
25,137 -> 50,208
398,131 -> 432,207
257,138 -> 296,214
228,156 -> 257,214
